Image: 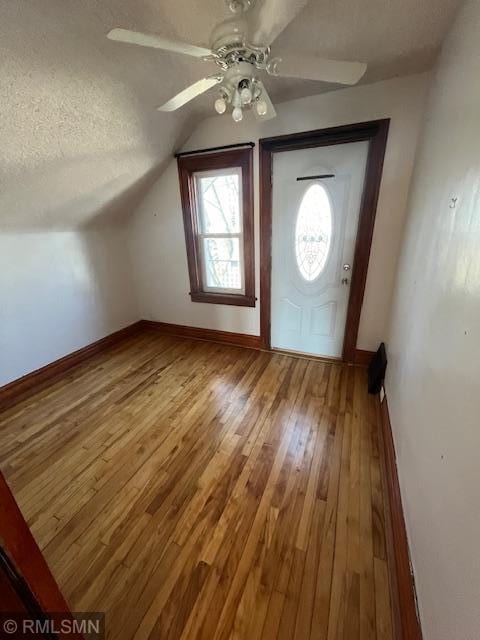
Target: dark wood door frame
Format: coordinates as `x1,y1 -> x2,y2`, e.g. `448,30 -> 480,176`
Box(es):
259,119 -> 390,362
0,472 -> 83,638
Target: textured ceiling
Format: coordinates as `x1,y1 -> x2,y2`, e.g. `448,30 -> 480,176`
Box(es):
0,0 -> 461,229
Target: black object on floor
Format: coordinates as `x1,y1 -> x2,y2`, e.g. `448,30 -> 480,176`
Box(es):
368,342 -> 387,395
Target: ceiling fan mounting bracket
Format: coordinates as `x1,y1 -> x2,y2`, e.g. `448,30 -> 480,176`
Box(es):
212,42 -> 269,70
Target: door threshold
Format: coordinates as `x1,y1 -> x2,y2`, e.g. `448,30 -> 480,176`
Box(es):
270,347 -> 344,365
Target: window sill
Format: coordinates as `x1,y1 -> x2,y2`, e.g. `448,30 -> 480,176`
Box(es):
190,291 -> 256,307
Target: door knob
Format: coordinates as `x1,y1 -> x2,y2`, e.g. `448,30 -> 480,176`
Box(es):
343,264 -> 351,271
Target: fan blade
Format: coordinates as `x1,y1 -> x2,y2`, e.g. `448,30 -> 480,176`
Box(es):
107,28 -> 212,58
158,76 -> 223,112
254,82 -> 277,121
267,52 -> 367,85
248,0 -> 309,46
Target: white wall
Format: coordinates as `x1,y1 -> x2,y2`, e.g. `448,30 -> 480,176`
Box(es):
0,227 -> 138,387
386,1 -> 480,638
129,73 -> 429,349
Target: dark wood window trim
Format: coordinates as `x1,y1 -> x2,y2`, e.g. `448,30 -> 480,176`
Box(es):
259,119 -> 390,362
177,147 -> 255,307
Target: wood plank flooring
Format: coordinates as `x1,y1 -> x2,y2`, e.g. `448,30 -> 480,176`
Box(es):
0,332 -> 393,639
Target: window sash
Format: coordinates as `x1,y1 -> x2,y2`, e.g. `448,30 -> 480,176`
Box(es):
194,167 -> 243,235
198,232 -> 245,295
194,167 -> 245,294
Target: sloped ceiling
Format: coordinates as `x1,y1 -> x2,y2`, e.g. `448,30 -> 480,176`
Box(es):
0,0 -> 461,230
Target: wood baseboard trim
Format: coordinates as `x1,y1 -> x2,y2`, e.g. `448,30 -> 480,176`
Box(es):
377,395 -> 423,640
0,321 -> 144,410
354,349 -> 375,366
140,320 -> 263,350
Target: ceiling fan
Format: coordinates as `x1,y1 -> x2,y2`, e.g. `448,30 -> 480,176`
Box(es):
107,0 -> 367,123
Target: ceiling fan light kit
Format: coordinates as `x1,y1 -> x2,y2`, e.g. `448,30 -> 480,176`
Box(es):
256,98 -> 268,116
106,0 -> 367,124
232,106 -> 243,122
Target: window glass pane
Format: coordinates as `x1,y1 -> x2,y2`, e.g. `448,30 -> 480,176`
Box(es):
203,237 -> 242,290
196,170 -> 241,234
295,184 -> 332,281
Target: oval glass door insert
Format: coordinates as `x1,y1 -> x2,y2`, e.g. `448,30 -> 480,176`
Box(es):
295,184 -> 332,281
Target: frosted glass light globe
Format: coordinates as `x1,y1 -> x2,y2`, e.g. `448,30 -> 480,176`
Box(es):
240,87 -> 252,105
256,99 -> 268,116
214,97 -> 227,114
232,106 -> 243,122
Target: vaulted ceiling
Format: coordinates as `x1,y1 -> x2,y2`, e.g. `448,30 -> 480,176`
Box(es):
0,0 -> 461,229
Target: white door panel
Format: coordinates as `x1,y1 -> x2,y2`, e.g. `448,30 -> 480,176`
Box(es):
271,142 -> 369,358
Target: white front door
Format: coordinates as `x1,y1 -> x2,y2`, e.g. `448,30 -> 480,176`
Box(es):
271,141 -> 369,358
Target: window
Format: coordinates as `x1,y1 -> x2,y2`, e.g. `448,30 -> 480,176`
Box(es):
295,184 -> 332,281
177,147 -> 255,306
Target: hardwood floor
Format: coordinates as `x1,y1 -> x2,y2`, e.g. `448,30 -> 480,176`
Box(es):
0,332 -> 393,639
